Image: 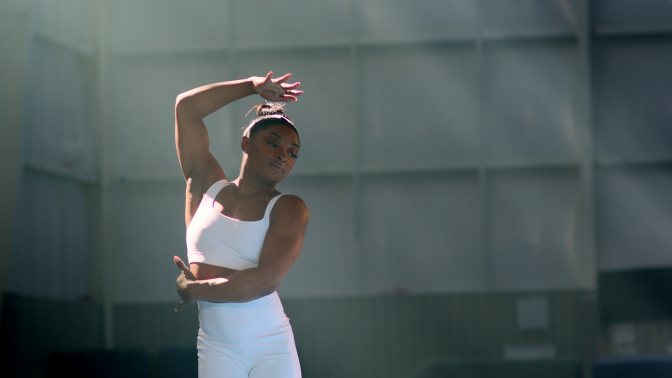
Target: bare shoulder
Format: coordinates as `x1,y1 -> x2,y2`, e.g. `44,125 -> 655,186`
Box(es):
271,194 -> 309,226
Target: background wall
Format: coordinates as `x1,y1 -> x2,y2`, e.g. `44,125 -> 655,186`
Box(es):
3,0 -> 672,377
101,0 -> 596,305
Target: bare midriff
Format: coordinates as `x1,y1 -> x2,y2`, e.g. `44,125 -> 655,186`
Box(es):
191,262 -> 239,280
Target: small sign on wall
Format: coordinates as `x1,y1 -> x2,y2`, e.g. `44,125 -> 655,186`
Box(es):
517,295 -> 549,330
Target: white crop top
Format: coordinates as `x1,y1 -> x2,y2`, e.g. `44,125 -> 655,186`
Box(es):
186,180 -> 285,270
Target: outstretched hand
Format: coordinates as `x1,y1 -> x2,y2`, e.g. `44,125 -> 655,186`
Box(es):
174,256 -> 197,312
252,72 -> 303,102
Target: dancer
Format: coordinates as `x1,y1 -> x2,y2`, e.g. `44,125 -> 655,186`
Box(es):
173,72 -> 308,378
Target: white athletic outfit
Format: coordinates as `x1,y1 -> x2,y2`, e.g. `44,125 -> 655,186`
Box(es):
187,179 -> 301,378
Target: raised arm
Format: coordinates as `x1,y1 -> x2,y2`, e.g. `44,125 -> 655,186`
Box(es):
175,72 -> 302,225
174,195 -> 309,308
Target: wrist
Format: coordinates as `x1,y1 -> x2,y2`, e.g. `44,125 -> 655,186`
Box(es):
186,280 -> 201,301
248,76 -> 260,95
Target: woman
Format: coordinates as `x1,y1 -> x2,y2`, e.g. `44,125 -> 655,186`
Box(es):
172,72 -> 308,378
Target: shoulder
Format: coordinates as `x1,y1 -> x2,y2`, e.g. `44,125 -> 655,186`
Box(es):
271,194 -> 309,225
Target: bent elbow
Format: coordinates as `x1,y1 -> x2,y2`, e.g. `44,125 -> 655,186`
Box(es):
175,93 -> 191,114
267,281 -> 282,295
252,280 -> 281,301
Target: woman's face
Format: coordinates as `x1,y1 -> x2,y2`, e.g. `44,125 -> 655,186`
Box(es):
242,123 -> 300,184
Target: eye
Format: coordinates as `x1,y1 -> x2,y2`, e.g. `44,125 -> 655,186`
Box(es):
289,153 -> 298,159
267,141 -> 277,147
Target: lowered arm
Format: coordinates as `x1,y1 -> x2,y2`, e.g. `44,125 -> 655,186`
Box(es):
176,195 -> 309,305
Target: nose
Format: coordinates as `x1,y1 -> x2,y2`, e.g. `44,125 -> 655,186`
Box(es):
276,150 -> 287,162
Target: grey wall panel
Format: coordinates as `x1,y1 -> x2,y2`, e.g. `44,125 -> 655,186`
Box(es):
483,41 -> 579,163
276,176 -> 359,297
110,0 -> 229,52
30,0 -> 87,44
111,53 -> 230,180
232,0 -> 351,42
360,172 -> 484,293
486,168 -> 589,290
10,172 -> 90,300
109,177 -> 359,302
110,181 -> 187,303
597,166 -> 672,271
0,0 -> 30,309
22,41 -> 94,177
232,49 -> 355,174
359,45 -> 479,168
593,0 -> 672,28
478,0 -> 576,31
593,37 -> 672,161
357,0 -> 476,37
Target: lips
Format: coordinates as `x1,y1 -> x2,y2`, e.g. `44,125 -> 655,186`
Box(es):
270,162 -> 284,172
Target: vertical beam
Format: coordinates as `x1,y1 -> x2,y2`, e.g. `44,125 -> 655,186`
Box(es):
348,0 -> 364,294
95,0 -> 115,349
474,0 -> 491,290
0,0 -> 30,316
574,1 -> 598,376
575,0 -> 597,290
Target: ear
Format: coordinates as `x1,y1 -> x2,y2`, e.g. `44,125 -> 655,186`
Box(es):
241,136 -> 250,153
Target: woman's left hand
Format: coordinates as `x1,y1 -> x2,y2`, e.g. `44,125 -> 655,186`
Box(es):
174,256 -> 197,312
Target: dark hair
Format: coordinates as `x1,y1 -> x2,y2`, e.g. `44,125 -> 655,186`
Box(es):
243,103 -> 299,142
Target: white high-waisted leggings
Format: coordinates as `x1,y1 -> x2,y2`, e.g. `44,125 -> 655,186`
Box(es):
197,293 -> 301,377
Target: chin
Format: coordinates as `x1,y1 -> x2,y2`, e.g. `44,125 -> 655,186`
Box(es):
263,172 -> 287,185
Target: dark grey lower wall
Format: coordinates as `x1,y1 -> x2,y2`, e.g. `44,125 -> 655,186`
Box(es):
283,292 -> 585,378
114,290 -> 590,378
114,302 -> 199,353
1,290 -> 608,378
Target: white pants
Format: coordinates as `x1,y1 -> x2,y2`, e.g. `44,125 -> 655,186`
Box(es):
197,318 -> 301,378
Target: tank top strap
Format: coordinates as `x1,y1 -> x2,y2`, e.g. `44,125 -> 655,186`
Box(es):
263,193 -> 286,220
204,179 -> 228,201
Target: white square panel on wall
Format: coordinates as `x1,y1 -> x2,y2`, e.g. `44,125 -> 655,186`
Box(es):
597,167 -> 672,271
593,38 -> 672,161
232,0 -> 351,44
275,176 -> 358,297
486,169 -> 590,290
232,49 -> 355,174
356,0 -> 476,39
110,0 -> 230,53
360,172 -> 483,293
359,45 -> 479,168
482,41 -> 579,163
111,53 -> 231,181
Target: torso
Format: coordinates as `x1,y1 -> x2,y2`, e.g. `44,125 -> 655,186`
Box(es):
188,179 -> 281,281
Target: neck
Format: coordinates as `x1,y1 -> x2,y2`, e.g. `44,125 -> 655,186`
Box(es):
234,158 -> 276,198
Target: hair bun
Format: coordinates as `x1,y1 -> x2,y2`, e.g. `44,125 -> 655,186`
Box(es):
252,102 -> 286,117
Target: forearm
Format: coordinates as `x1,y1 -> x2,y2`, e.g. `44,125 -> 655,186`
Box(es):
186,267 -> 279,303
175,78 -> 256,120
